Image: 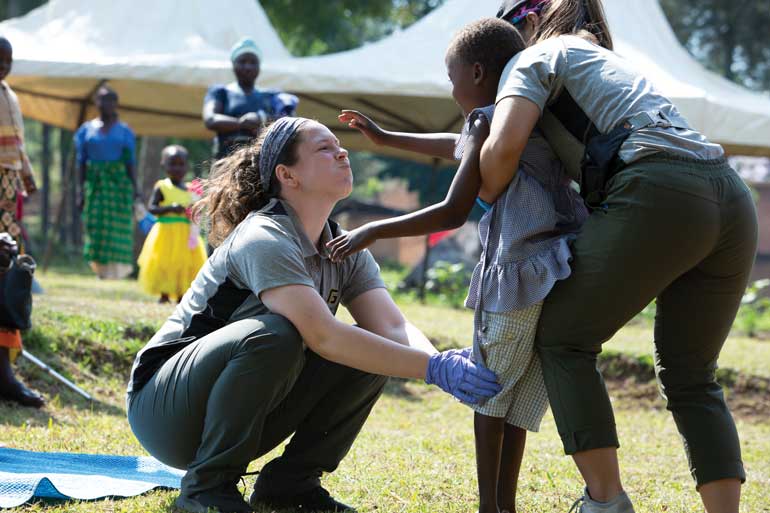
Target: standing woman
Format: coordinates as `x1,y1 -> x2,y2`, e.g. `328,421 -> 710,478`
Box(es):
481,1 -> 756,512
127,117 -> 499,513
0,37 -> 43,408
202,37 -> 298,160
75,85 -> 139,280
0,37 -> 36,251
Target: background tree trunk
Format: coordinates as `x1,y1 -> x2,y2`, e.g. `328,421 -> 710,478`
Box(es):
133,136 -> 166,260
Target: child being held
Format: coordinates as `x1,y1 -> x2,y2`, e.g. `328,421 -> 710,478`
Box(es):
137,145 -> 207,303
331,18 -> 587,513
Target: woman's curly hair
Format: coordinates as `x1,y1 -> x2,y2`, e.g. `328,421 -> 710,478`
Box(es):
193,121 -> 303,246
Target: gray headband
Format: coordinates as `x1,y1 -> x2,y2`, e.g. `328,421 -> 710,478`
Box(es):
258,117 -> 309,193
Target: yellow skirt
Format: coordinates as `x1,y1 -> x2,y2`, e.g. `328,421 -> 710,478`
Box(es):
137,221 -> 207,300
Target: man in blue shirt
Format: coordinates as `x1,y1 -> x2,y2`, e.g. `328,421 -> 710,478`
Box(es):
202,38 -> 298,159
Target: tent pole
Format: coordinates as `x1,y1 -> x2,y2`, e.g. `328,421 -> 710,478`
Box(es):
40,124 -> 51,244
41,80 -> 107,272
57,128 -> 68,245
419,158 -> 441,303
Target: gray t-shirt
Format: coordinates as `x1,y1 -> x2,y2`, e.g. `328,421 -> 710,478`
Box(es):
127,198 -> 385,393
497,35 -> 724,166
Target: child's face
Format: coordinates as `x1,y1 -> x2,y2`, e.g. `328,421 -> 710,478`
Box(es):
0,42 -> 12,82
164,153 -> 188,181
445,52 -> 486,116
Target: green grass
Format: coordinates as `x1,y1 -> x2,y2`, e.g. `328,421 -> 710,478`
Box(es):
604,323 -> 770,380
2,272 -> 769,512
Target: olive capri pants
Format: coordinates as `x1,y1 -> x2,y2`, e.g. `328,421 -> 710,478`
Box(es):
127,315 -> 387,497
535,156 -> 757,487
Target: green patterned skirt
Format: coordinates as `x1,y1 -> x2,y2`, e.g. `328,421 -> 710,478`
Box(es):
82,161 -> 134,265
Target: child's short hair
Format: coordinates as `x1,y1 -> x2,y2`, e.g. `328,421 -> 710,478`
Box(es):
446,18 -> 527,80
161,144 -> 189,165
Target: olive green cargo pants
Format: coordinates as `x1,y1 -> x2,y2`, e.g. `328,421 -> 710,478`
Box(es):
536,156 -> 757,487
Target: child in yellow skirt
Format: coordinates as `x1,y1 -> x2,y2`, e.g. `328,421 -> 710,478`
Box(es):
138,145 -> 206,303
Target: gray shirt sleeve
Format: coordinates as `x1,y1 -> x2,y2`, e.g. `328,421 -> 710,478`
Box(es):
340,249 -> 386,307
227,221 -> 315,298
496,38 -> 567,113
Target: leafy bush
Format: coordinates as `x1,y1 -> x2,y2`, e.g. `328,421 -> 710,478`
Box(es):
425,261 -> 469,309
735,279 -> 770,338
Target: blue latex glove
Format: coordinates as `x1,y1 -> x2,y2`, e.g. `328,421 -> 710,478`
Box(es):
443,346 -> 472,360
425,350 -> 501,404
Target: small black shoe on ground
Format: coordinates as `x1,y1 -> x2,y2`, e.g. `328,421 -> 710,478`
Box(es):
0,381 -> 44,408
174,481 -> 252,513
249,485 -> 354,512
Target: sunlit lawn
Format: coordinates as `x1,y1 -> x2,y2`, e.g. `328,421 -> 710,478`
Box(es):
2,272 -> 768,512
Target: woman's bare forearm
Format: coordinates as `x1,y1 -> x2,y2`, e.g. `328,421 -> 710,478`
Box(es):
479,96 -> 541,202
204,114 -> 242,133
262,285 -> 431,380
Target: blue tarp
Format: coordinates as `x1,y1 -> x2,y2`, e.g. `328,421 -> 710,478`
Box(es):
0,447 -> 183,508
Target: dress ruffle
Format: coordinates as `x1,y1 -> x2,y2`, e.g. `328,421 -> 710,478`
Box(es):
465,235 -> 575,312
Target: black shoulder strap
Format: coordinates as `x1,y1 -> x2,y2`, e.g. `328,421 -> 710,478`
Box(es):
548,89 -> 600,144
328,219 -> 341,238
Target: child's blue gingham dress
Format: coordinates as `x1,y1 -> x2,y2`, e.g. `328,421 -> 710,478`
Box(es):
457,105 -> 588,429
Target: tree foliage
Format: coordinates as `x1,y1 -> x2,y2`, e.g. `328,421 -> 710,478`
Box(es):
660,0 -> 770,91
0,0 -> 45,21
261,0 -> 445,56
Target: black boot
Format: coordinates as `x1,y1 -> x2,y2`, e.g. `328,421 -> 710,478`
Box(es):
174,480 -> 252,513
250,484 -> 355,512
0,346 -> 44,408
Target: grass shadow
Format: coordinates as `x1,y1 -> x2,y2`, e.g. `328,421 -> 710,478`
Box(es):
382,377 -> 423,402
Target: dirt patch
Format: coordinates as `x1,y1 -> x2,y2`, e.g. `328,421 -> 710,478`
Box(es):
605,368 -> 770,423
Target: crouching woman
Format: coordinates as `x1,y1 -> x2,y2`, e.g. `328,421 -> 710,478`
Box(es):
126,117 -> 500,513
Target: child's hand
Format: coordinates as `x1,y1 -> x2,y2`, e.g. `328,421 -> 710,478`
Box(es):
326,224 -> 377,262
425,350 -> 500,404
338,110 -> 386,145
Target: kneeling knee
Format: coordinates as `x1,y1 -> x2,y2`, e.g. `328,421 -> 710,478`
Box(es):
239,315 -> 303,364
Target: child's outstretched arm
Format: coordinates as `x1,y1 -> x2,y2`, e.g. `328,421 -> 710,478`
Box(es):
327,115 -> 489,262
339,110 -> 457,161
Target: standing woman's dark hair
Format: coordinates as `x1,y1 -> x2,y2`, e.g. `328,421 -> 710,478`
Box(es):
194,121 -> 303,246
535,0 -> 613,49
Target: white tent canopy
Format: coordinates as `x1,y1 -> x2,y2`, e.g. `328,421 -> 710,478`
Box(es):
0,0 -> 291,138
2,0 -> 770,158
290,0 -> 770,158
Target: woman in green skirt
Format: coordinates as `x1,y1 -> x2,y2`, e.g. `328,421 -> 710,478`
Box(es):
75,86 -> 140,279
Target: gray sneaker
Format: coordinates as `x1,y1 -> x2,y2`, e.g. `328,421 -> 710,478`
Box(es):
569,488 -> 635,512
